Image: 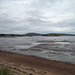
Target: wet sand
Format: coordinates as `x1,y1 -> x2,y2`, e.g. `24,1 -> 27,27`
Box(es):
0,51 -> 75,75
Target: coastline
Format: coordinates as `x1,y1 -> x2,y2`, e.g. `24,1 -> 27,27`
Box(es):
0,50 -> 75,75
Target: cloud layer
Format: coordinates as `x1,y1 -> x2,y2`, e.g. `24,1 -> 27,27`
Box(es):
0,0 -> 75,34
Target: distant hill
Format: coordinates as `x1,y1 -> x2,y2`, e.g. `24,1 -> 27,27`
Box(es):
25,33 -> 42,36
0,33 -> 75,37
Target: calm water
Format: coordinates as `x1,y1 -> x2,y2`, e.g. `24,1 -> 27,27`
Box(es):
0,36 -> 75,64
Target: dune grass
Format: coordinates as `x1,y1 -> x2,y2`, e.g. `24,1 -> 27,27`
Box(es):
0,67 -> 13,75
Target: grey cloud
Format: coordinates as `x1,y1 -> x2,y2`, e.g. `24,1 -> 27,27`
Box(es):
24,17 -> 51,27
55,18 -> 75,27
0,0 -> 75,34
0,17 -> 17,23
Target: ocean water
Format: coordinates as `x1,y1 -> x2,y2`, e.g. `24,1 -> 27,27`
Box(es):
0,36 -> 75,64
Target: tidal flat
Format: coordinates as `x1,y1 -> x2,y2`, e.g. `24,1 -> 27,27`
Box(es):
0,36 -> 75,64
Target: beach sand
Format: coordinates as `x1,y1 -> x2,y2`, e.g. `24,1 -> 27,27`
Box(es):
0,51 -> 75,75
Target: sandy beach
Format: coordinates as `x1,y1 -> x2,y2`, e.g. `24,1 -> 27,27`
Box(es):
0,51 -> 75,75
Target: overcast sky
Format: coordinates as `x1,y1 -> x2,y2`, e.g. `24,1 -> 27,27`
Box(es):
0,0 -> 75,34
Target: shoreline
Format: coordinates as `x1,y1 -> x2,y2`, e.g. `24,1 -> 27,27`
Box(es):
0,50 -> 75,75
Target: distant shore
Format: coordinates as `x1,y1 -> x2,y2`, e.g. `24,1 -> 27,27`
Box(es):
0,33 -> 75,37
0,51 -> 75,75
